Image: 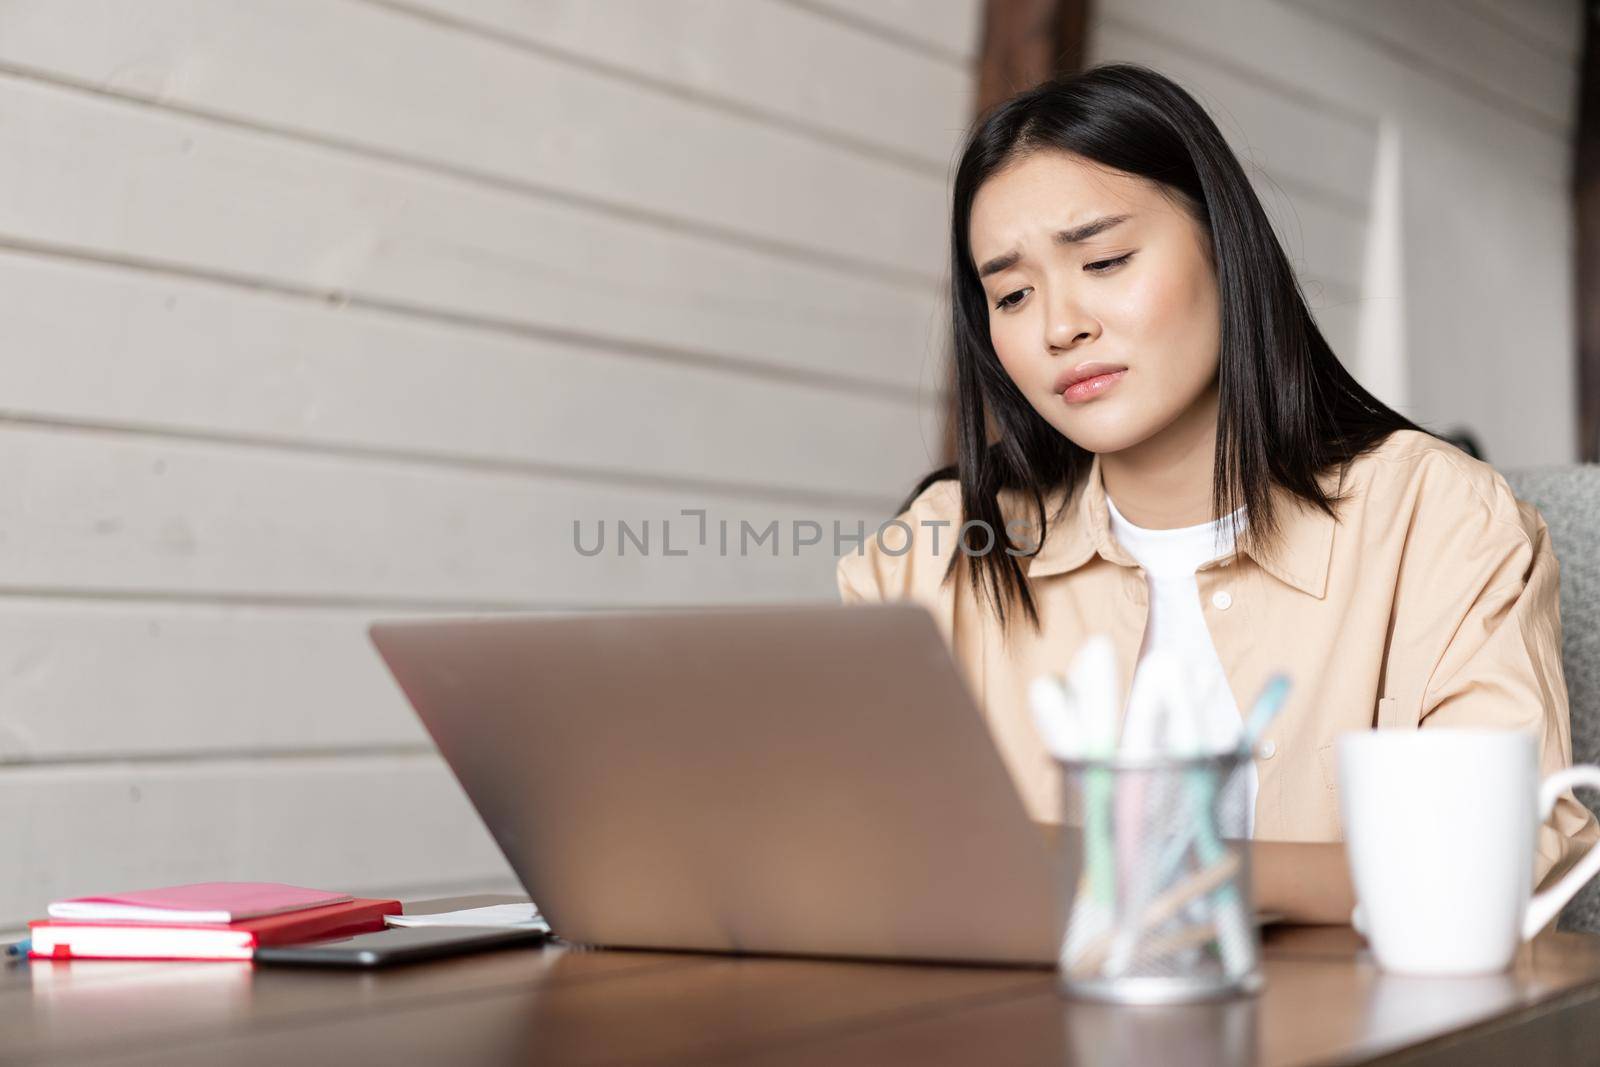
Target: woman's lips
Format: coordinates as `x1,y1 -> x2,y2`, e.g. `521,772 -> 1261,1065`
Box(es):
1061,368 -> 1127,403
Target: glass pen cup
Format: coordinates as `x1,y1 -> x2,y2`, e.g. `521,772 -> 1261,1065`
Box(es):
1052,748 -> 1263,1003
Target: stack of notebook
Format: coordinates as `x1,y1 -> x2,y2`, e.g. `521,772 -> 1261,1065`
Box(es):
29,882 -> 401,960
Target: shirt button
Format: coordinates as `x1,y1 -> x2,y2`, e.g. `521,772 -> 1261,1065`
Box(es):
1211,590 -> 1233,610
1260,740 -> 1277,759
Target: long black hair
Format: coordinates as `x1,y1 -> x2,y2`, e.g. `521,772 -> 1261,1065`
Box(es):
906,62 -> 1433,634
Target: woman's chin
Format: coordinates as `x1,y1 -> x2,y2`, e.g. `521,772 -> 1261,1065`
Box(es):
1041,406 -> 1159,455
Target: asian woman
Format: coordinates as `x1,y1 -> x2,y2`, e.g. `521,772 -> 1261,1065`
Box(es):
835,63 -> 1600,923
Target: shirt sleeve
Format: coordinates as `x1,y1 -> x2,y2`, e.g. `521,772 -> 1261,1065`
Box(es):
835,485 -> 968,663
834,517 -> 915,604
1417,494 -> 1600,890
834,486 -> 947,605
835,549 -> 879,603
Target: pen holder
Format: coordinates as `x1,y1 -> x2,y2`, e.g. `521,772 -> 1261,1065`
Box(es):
1053,749 -> 1262,1004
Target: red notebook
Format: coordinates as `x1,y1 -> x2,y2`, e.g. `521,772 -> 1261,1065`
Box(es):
48,882 -> 352,924
29,897 -> 401,961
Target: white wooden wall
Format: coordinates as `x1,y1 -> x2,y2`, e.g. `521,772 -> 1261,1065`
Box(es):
0,0 -> 979,925
1092,0 -> 1584,467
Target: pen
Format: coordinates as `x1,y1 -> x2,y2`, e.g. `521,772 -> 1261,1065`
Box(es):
1241,674 -> 1291,751
1179,673 -> 1292,979
1147,673 -> 1293,893
1175,682 -> 1252,979
1114,658 -> 1172,923
5,939 -> 30,960
1027,674 -> 1083,761
1031,638 -> 1120,971
1071,849 -> 1242,979
1070,636 -> 1120,912
1104,652 -> 1187,977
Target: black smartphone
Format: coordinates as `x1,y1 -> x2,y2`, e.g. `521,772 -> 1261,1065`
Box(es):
253,924 -> 548,967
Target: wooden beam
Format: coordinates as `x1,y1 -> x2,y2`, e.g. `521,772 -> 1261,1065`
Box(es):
1577,0 -> 1600,462
976,0 -> 1089,114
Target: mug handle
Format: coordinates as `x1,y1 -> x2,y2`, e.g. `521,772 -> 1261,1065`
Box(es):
1523,765 -> 1600,940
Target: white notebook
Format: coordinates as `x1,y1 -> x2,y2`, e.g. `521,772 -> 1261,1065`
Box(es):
384,902 -> 549,932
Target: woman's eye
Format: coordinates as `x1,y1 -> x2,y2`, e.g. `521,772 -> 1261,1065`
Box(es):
994,288 -> 1030,311
990,256 -> 1130,311
1085,252 -> 1133,274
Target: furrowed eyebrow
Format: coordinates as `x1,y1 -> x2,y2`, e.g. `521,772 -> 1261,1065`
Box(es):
976,213 -> 1133,278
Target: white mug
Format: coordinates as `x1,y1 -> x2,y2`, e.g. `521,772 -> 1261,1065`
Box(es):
1337,727 -> 1600,975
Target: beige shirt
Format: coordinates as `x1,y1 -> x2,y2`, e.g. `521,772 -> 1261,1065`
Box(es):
836,429 -> 1599,888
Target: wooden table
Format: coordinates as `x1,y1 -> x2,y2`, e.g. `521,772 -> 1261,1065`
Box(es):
6,896 -> 1600,1065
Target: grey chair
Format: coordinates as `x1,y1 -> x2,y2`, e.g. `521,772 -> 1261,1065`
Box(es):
1502,465 -> 1600,932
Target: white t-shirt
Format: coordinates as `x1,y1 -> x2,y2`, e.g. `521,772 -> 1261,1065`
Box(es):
1106,494 -> 1257,839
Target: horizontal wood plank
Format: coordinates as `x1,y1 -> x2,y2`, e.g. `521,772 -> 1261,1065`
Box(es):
1093,20 -> 1379,208
0,599 -> 433,761
1464,0 -> 1582,62
793,0 -> 983,65
0,0 -> 945,277
0,250 -> 944,502
1104,0 -> 1568,186
1285,0 -> 1576,131
0,76 -> 942,392
374,0 -> 973,169
0,424 -> 889,605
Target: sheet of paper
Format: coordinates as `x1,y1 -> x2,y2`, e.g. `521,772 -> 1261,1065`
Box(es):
385,902 -> 549,932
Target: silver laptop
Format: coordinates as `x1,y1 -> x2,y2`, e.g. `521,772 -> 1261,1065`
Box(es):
369,601 -> 1065,966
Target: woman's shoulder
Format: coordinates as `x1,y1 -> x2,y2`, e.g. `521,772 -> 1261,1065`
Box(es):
1347,428 -> 1541,546
833,477 -> 963,602
896,475 -> 965,524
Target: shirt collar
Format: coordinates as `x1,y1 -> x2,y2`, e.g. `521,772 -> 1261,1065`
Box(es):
998,451 -> 1339,598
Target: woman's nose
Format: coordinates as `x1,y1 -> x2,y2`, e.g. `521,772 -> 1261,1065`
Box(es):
1045,292 -> 1097,352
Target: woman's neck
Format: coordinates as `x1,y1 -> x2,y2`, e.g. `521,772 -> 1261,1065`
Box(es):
1098,381 -> 1220,529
